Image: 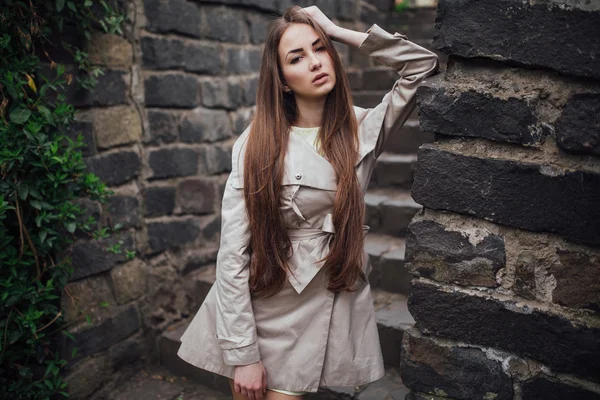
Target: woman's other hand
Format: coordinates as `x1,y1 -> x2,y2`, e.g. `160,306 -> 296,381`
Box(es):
234,360 -> 267,400
302,5 -> 339,37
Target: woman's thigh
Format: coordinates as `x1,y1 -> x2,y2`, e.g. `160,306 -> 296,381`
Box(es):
228,378 -> 304,400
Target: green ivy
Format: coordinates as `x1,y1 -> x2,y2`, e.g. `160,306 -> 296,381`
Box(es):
0,1 -> 132,398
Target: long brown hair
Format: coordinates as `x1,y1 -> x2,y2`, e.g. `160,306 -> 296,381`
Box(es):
244,5 -> 366,298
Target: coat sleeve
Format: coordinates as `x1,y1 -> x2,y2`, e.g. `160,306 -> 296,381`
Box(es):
214,132 -> 260,366
355,23 -> 440,161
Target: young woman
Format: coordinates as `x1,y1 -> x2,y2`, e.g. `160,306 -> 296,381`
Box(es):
177,5 -> 439,399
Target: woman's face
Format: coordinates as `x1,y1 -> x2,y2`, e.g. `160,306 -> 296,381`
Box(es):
278,23 -> 336,100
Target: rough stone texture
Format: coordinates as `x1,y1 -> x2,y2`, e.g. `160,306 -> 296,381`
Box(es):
110,259 -> 148,305
178,178 -> 217,214
184,42 -> 222,74
61,305 -> 141,361
88,32 -> 133,68
67,120 -> 96,156
433,0 -> 600,79
206,145 -> 232,175
521,376 -> 600,400
405,218 -> 505,287
61,274 -> 117,322
180,108 -> 232,143
65,355 -> 113,400
417,75 -> 547,145
226,47 -> 261,74
247,12 -> 271,44
201,78 -> 242,109
147,219 -> 202,254
144,74 -> 198,108
555,93 -> 600,156
143,186 -> 176,217
106,195 -> 140,229
143,0 -> 202,38
243,75 -> 258,106
141,36 -> 185,69
204,6 -> 249,43
148,147 -> 198,179
412,144 -> 600,246
85,150 -> 141,186
400,328 -> 513,400
94,106 -> 143,150
69,69 -> 129,107
550,250 -> 600,311
146,110 -> 179,145
408,280 -> 600,382
183,247 -> 219,275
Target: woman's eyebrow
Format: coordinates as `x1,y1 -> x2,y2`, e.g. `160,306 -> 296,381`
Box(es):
286,38 -> 322,58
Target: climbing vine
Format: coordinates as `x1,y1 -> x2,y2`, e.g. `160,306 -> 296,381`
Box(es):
0,1 -> 131,398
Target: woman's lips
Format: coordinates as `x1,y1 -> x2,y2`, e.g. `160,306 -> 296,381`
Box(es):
313,74 -> 328,85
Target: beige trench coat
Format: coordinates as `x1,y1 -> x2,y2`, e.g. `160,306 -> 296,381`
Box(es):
177,23 -> 439,393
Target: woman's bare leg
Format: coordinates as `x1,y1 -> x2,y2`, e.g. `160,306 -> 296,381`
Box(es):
228,378 -> 304,400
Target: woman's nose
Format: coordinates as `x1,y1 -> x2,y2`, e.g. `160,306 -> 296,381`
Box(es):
309,53 -> 322,70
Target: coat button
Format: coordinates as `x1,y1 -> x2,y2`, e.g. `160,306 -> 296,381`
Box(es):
295,174 -> 302,180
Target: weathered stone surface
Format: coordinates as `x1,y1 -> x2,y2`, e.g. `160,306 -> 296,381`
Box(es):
148,147 -> 198,179
555,93 -> 600,156
514,251 -> 537,301
408,281 -> 600,382
412,145 -> 600,246
106,195 -> 140,229
180,108 -> 231,143
141,36 -> 185,69
85,150 -> 140,186
108,335 -> 143,368
178,178 -> 217,214
94,106 -> 142,150
207,145 -> 232,174
69,70 -> 128,107
226,47 -> 261,74
247,13 -> 270,44
144,0 -> 202,38
204,6 -> 249,43
61,305 -> 141,361
88,32 -> 132,68
183,247 -> 219,275
201,78 -> 242,109
201,214 -> 221,241
521,376 -> 600,400
65,355 -> 113,400
416,76 -> 546,145
110,259 -> 148,304
184,42 -> 222,74
379,246 -> 412,295
400,328 -> 513,400
433,0 -> 600,79
67,120 -> 96,156
147,219 -> 201,254
231,108 -> 254,135
61,275 -> 116,322
550,250 -> 600,311
145,74 -> 198,108
405,219 -> 505,287
146,110 -> 179,145
144,186 -> 176,217
243,76 -> 258,106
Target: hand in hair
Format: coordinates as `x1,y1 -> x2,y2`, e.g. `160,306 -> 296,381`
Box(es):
301,5 -> 339,37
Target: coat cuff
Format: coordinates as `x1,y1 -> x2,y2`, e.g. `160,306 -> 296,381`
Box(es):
357,23 -> 409,61
222,340 -> 261,366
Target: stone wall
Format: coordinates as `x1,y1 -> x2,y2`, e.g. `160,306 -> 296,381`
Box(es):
401,0 -> 600,399
58,0 -> 443,398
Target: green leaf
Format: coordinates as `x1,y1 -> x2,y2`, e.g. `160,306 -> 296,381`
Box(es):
10,108 -> 31,124
38,105 -> 54,124
56,0 -> 65,12
64,222 -> 76,233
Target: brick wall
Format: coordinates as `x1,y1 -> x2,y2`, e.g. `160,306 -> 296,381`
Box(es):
401,0 -> 600,398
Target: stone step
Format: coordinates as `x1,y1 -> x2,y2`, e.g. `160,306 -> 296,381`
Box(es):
365,187 -> 422,237
369,152 -> 418,189
385,118 -> 435,155
365,233 -> 412,295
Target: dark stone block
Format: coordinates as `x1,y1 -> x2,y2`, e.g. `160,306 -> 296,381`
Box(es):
208,145 -> 232,174
69,70 -> 128,107
551,250 -> 600,311
179,108 -> 231,143
107,196 -> 140,229
417,77 -> 547,145
144,0 -> 202,38
202,214 -> 221,240
433,0 -> 600,79
514,251 -> 537,300
201,79 -> 242,109
148,148 -> 198,179
66,120 -> 96,157
408,281 -> 600,382
405,219 -> 505,287
243,76 -> 258,106
363,68 -> 398,91
61,305 -> 140,361
143,186 -> 176,217
147,110 -> 179,145
555,93 -> 600,156
109,336 -> 142,368
85,150 -> 140,186
184,42 -> 221,74
400,328 -> 513,400
412,145 -> 600,246
147,219 -> 201,253
226,48 -> 261,74
144,74 -> 198,108
178,178 -> 216,214
205,7 -> 249,43
247,13 -> 271,44
141,36 -> 184,69
521,376 -> 600,400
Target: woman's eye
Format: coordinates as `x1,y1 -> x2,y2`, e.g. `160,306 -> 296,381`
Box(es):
291,57 -> 301,64
316,46 -> 325,51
